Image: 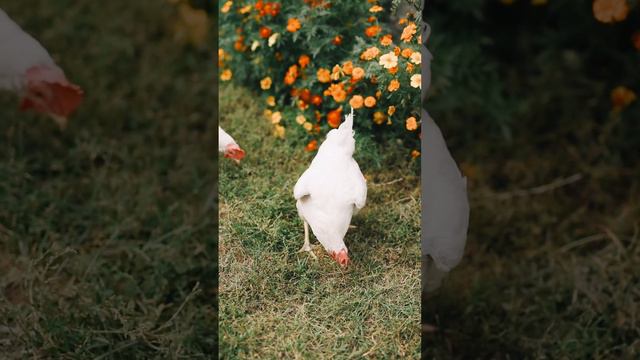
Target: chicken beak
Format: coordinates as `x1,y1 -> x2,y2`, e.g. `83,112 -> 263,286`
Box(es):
50,114 -> 68,130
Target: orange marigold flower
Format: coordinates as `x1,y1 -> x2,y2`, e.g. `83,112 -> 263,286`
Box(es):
389,66 -> 398,75
387,106 -> 396,116
303,122 -> 313,131
259,26 -> 272,39
380,34 -> 393,46
317,68 -> 331,83
406,116 -> 418,131
221,69 -> 232,81
375,89 -> 381,98
327,83 -> 347,102
398,18 -> 408,25
360,46 -> 380,60
221,1 -> 232,13
611,86 -> 637,109
332,35 -> 343,45
273,124 -> 285,138
298,100 -> 309,110
327,108 -> 342,128
271,111 -> 282,124
299,89 -> 311,103
393,46 -> 401,56
368,16 -> 376,23
406,63 -> 415,72
411,150 -> 420,158
364,96 -> 376,108
369,5 -> 383,12
311,95 -> 322,106
260,76 -> 272,90
349,95 -> 364,109
287,18 -> 302,32
401,48 -> 413,58
342,61 -> 353,75
352,67 -> 365,80
298,54 -> 311,68
266,96 -> 276,107
593,0 -> 629,23
365,25 -> 381,37
284,64 -> 298,85
400,23 -> 417,42
373,111 -> 386,125
305,139 -> 318,152
388,79 -> 400,92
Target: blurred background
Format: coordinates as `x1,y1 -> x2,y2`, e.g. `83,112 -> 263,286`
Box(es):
424,0 -> 639,357
0,0 -> 216,357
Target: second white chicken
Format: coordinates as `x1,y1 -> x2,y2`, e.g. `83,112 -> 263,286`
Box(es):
293,107 -> 366,267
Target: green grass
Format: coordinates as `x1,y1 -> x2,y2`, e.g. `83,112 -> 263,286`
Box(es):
423,120 -> 640,358
218,83 -> 421,359
0,1 -> 215,358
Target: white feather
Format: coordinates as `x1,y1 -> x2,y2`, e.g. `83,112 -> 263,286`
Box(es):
294,108 -> 366,254
218,126 -> 238,153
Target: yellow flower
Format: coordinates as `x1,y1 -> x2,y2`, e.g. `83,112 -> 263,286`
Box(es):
317,68 -> 331,83
593,0 -> 629,23
303,122 -> 313,131
239,5 -> 252,14
411,150 -> 420,158
364,96 -> 376,108
387,106 -> 396,116
406,116 -> 418,131
271,111 -> 282,124
388,79 -> 400,92
369,5 -> 383,12
410,52 -> 421,64
352,67 -> 365,80
379,52 -> 398,69
400,23 -> 417,42
263,109 -> 273,119
611,86 -> 637,109
221,1 -> 232,13
296,114 -> 306,125
373,111 -> 386,125
221,69 -> 232,81
266,96 -> 276,107
260,76 -> 272,90
273,124 -> 285,138
349,95 -> 364,109
410,74 -> 421,88
331,64 -> 342,80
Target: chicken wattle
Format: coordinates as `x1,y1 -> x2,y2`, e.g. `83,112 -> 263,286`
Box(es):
219,126 -> 245,163
0,8 -> 83,129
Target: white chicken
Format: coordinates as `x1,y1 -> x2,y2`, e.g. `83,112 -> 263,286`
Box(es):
293,107 -> 366,267
421,22 -> 470,292
0,8 -> 83,129
219,126 -> 245,163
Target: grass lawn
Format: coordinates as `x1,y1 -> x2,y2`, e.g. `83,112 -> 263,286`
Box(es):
423,119 -> 640,358
0,1 -> 215,358
218,83 -> 421,359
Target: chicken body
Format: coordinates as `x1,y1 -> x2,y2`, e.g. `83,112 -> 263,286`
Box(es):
0,8 -> 83,128
421,22 -> 469,292
219,126 -> 245,162
293,108 -> 366,267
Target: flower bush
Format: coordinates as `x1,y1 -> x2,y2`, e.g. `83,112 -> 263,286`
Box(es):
218,0 -> 422,156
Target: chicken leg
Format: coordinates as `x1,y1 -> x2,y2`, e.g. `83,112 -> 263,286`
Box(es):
297,220 -> 317,259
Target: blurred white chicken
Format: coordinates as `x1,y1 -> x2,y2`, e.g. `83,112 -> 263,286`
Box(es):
219,126 -> 245,163
421,22 -> 470,293
293,107 -> 366,267
0,8 -> 83,129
